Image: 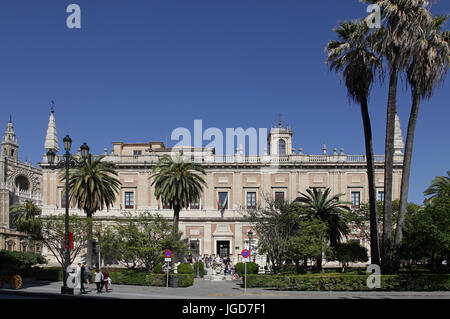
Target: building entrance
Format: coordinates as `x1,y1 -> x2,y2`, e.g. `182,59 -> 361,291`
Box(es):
216,240 -> 230,258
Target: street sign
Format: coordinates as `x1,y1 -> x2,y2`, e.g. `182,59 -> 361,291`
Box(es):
165,258 -> 171,262
242,257 -> 249,263
241,249 -> 250,258
165,250 -> 172,258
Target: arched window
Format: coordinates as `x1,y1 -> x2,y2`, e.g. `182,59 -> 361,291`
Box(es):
278,139 -> 286,155
15,175 -> 29,191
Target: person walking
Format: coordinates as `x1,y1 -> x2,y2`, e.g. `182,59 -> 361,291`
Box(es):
94,268 -> 103,293
102,270 -> 110,292
80,264 -> 86,294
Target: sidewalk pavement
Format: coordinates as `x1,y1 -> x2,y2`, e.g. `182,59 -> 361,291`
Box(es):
1,277 -> 450,299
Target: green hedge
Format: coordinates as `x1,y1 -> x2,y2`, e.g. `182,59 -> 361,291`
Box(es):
22,267 -> 63,281
177,263 -> 194,274
246,274 -> 450,291
21,268 -> 194,287
193,262 -> 205,278
235,262 -> 259,277
145,274 -> 194,287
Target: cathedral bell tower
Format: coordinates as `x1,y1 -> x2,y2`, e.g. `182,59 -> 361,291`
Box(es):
1,115 -> 19,160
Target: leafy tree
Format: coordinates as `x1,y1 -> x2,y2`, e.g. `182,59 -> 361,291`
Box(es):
285,218 -> 329,273
39,215 -> 88,268
246,199 -> 300,274
100,212 -> 188,273
333,240 -> 369,272
396,16 -> 449,258
326,19 -> 383,266
61,154 -> 121,267
400,197 -> 450,269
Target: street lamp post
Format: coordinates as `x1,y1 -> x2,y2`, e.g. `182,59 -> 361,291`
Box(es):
47,135 -> 89,295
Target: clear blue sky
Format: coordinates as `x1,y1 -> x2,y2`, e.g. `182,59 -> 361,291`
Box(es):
0,0 -> 449,204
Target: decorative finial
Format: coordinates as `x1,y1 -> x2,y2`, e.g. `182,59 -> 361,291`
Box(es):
51,100 -> 55,114
9,114 -> 12,123
278,113 -> 284,128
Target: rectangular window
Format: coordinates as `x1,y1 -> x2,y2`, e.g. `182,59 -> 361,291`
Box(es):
162,198 -> 171,209
351,191 -> 361,208
133,150 -> 142,156
190,198 -> 200,210
189,239 -> 200,256
377,191 -> 385,202
124,191 -> 134,209
218,192 -> 228,210
274,191 -> 285,203
246,192 -> 256,209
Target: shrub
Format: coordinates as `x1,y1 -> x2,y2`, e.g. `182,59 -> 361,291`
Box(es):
153,263 -> 163,274
281,263 -> 297,274
109,269 -> 148,286
235,262 -> 259,277
177,263 -> 194,274
245,273 -> 450,291
22,267 -> 63,281
193,262 -> 204,278
145,274 -> 194,287
0,250 -> 47,272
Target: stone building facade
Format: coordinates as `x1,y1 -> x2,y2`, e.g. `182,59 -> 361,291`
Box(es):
0,117 -> 43,253
39,110 -> 405,269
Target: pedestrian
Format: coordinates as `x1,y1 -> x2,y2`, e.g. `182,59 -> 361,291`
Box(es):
102,270 -> 110,292
80,264 -> 86,294
84,265 -> 91,284
94,268 -> 103,293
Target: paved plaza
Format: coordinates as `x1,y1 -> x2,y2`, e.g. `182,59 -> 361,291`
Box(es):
1,278 -> 450,299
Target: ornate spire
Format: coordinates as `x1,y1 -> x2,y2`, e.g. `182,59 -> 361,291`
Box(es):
44,102 -> 59,152
394,112 -> 404,154
1,115 -> 19,158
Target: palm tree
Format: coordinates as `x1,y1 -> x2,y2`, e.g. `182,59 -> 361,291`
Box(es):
395,16 -> 449,251
362,0 -> 431,273
61,154 -> 121,267
151,153 -> 207,235
295,188 -> 352,270
423,171 -> 450,204
326,20 -> 383,266
9,200 -> 42,237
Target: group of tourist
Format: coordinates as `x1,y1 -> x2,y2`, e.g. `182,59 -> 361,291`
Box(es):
186,254 -> 235,276
75,263 -> 111,294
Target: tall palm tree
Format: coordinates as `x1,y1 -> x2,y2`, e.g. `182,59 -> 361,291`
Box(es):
362,0 -> 431,273
151,153 -> 207,235
295,188 -> 352,270
61,154 -> 121,267
395,16 -> 449,251
9,200 -> 42,238
423,171 -> 450,204
326,20 -> 383,265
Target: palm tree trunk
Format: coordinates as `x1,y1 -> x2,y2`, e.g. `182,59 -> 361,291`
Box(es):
86,211 -> 93,268
173,206 -> 181,263
173,206 -> 180,235
382,68 -> 398,274
360,98 -> 380,266
394,91 -> 421,264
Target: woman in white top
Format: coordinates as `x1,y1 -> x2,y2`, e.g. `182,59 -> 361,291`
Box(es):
94,269 -> 104,293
